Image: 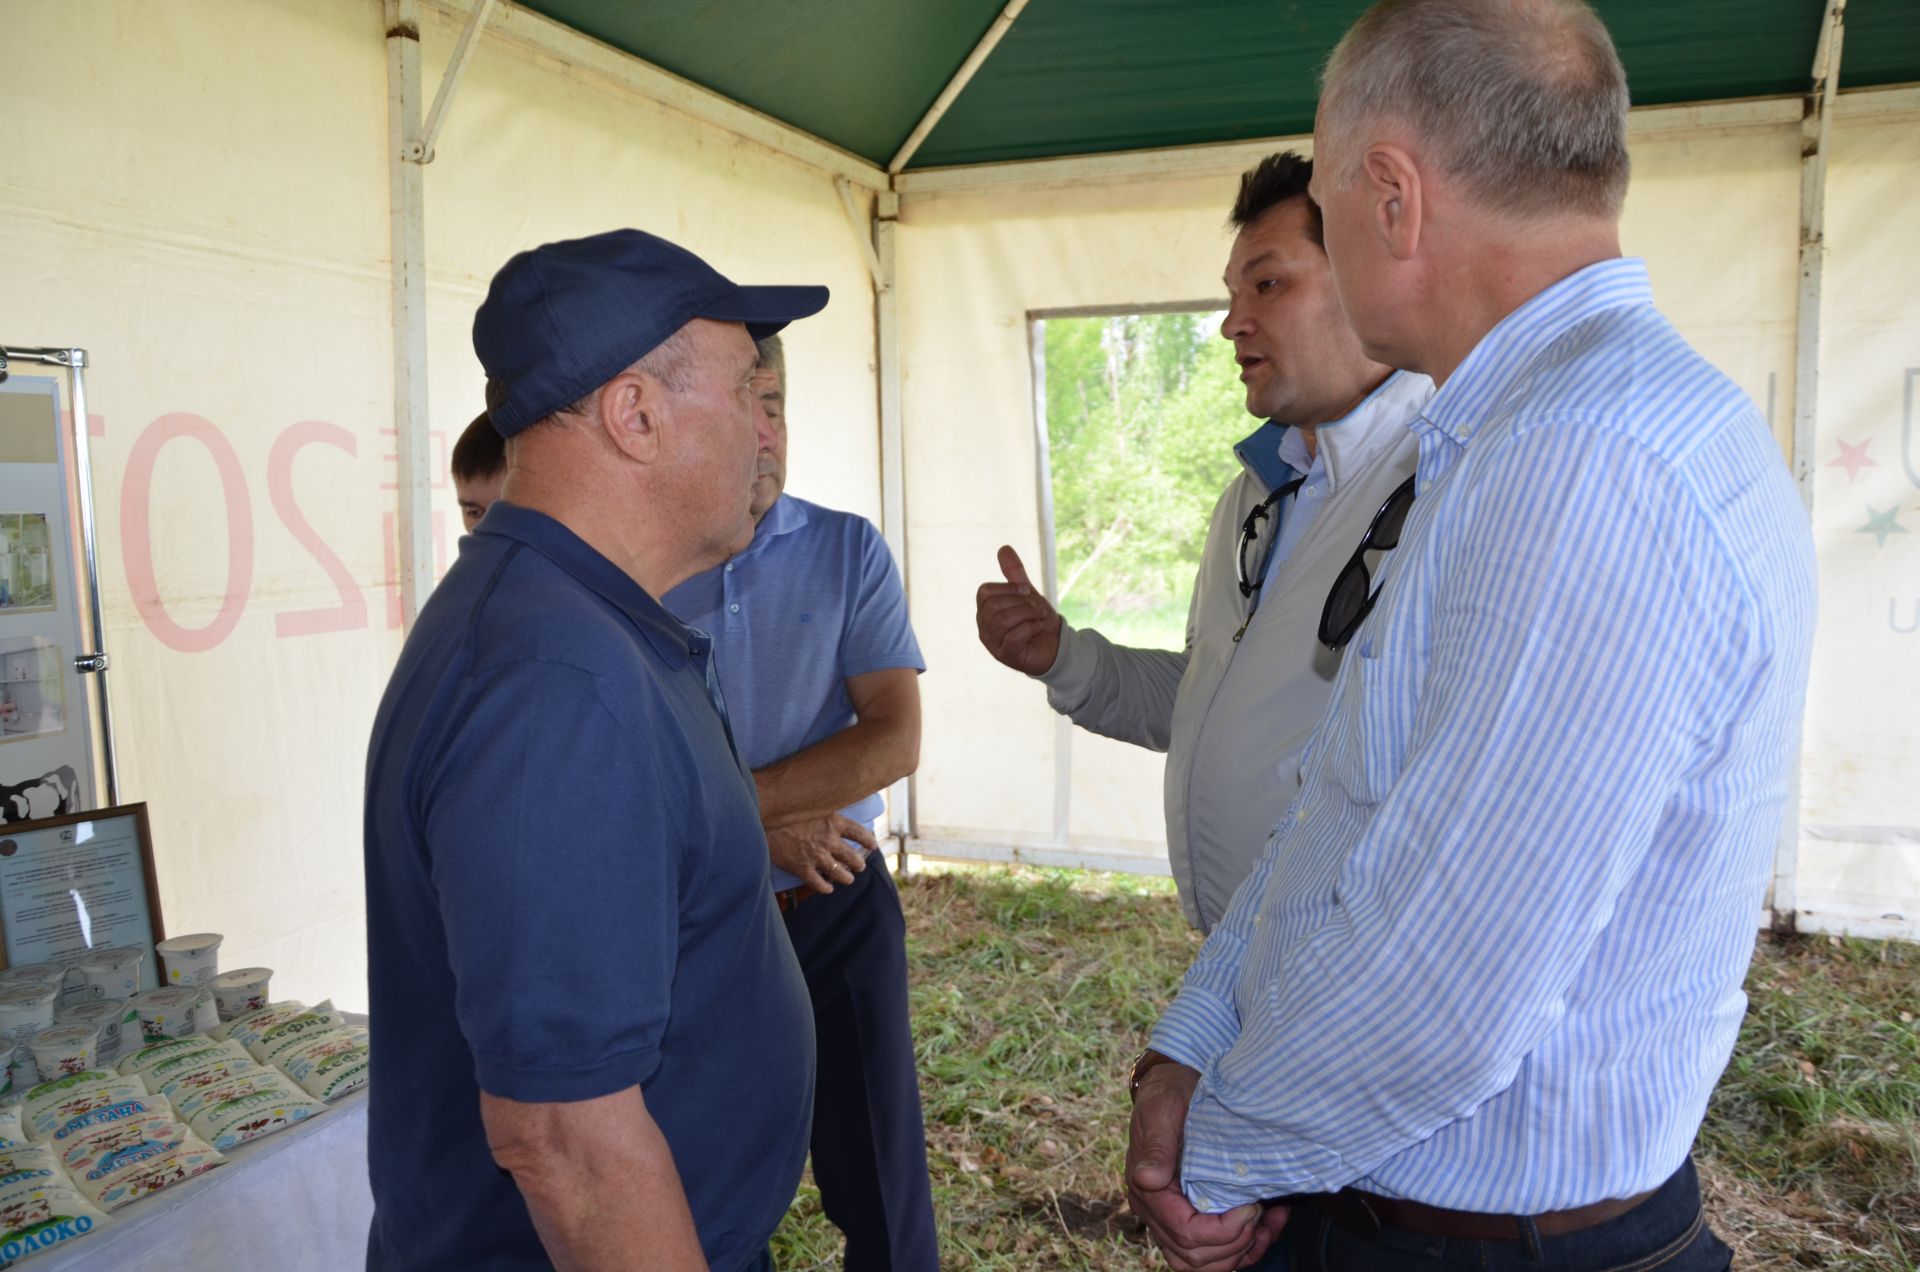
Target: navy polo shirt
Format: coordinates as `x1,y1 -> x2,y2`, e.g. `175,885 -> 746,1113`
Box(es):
664,496 -> 924,892
363,502 -> 813,1271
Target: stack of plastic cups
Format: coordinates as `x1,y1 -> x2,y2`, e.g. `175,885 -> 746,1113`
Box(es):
0,982 -> 60,1091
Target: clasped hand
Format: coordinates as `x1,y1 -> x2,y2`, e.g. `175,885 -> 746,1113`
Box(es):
1127,1061 -> 1288,1271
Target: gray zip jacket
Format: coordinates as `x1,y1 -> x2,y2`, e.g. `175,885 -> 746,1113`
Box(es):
1037,372 -> 1431,930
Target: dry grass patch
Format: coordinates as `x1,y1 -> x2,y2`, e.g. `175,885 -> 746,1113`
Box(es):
770,864 -> 1919,1270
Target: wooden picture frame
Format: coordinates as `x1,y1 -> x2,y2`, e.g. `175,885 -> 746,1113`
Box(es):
0,802 -> 164,988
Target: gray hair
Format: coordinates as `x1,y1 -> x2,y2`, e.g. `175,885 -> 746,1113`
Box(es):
1320,0 -> 1630,218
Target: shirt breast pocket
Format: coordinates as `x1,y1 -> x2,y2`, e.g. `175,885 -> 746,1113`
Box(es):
1321,620 -> 1416,810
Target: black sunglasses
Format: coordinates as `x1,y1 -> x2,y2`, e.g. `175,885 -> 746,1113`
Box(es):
1318,476 -> 1417,650
1236,477 -> 1306,601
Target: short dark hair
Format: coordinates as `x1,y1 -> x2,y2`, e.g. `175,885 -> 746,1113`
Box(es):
451,411 -> 506,482
1229,151 -> 1322,244
754,334 -> 784,386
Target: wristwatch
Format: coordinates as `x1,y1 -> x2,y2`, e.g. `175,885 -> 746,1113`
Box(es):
1128,1048 -> 1180,1101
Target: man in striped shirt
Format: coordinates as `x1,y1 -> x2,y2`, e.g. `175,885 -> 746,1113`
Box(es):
1125,3 -> 1818,1270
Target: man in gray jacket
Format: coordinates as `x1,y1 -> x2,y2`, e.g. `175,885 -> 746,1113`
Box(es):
976,153 -> 1431,932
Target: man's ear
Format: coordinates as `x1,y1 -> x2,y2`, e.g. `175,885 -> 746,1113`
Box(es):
1364,143 -> 1423,262
598,370 -> 663,464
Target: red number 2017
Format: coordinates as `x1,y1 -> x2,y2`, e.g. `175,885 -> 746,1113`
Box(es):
269,421 -> 366,638
118,414 -> 445,652
120,413 -> 255,654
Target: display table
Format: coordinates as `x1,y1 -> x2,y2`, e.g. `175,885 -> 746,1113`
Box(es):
34,1018 -> 374,1271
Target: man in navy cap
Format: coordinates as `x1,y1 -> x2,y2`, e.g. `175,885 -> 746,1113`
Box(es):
364,229 -> 828,1272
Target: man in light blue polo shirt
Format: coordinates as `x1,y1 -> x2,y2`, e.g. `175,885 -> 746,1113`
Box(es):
666,334 -> 935,1271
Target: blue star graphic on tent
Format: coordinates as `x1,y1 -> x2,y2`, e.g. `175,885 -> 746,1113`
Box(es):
1858,503 -> 1909,548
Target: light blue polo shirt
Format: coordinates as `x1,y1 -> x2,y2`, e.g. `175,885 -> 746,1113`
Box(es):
665,495 -> 924,892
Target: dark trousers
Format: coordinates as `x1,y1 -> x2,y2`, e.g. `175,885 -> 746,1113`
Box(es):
783,861 -> 940,1271
1254,1158 -> 1731,1272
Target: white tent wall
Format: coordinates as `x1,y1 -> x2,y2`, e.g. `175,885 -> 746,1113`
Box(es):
897,172 -> 1249,869
1,0 -> 883,1011
1799,112 -> 1920,938
897,94 -> 1920,938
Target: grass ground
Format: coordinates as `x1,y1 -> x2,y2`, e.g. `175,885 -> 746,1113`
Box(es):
769,863 -> 1920,1271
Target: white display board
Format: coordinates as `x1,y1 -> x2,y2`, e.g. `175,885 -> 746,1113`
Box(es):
0,378 -> 99,822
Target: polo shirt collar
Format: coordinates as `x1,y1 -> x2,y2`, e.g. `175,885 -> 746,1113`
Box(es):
1423,256 -> 1653,446
738,493 -> 809,559
472,501 -> 699,667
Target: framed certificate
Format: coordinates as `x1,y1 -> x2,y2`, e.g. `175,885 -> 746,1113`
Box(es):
0,803 -> 164,986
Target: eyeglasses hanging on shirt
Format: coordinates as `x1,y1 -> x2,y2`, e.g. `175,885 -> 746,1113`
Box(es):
1318,475 -> 1417,650
1232,476 -> 1305,643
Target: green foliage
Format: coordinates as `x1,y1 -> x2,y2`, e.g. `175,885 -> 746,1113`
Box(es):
1043,313 -> 1247,651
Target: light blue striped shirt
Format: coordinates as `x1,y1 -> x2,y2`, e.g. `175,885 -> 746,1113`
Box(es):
1151,258 -> 1817,1213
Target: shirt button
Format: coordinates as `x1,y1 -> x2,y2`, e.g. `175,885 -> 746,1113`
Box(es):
724,563 -> 734,573
1294,808 -> 1305,825
1234,1162 -> 1249,1178
728,603 -> 740,613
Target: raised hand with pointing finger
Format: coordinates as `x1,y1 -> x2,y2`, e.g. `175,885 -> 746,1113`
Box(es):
974,545 -> 1064,675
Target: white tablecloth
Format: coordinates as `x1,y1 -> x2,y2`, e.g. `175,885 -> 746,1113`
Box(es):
35,1034 -> 373,1270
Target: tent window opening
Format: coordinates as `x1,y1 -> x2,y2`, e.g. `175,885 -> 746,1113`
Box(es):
1033,308 -> 1245,651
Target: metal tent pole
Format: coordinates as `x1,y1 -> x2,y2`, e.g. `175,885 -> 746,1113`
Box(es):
1774,0 -> 1848,934
0,346 -> 118,807
385,0 -> 435,629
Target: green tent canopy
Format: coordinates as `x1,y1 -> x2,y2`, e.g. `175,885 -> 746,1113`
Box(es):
519,0 -> 1918,169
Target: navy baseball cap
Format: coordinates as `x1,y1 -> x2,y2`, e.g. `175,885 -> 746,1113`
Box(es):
473,229 -> 829,438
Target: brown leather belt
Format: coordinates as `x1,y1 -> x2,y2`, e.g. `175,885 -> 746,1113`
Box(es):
1316,1185 -> 1658,1242
775,847 -> 879,914
774,885 -> 817,915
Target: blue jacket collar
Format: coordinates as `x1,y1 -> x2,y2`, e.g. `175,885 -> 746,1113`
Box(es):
1233,421 -> 1299,495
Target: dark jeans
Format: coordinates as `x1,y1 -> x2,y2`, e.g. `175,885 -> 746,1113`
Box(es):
784,861 -> 940,1271
1249,1159 -> 1731,1272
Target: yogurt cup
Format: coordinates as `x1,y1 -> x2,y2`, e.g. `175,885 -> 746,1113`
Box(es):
155,933 -> 223,987
211,968 -> 273,1022
57,998 -> 130,1065
0,983 -> 61,1088
76,946 -> 145,1001
0,962 -> 67,990
128,987 -> 201,1043
28,1024 -> 97,1080
1,961 -> 89,1010
192,988 -> 219,1036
